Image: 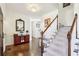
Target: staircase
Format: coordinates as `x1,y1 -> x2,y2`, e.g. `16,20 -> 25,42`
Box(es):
41,14 -> 78,56
43,26 -> 70,56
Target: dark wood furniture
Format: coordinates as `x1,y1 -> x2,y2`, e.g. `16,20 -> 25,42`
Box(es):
14,34 -> 29,45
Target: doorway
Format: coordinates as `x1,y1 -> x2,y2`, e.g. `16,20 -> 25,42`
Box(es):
30,19 -> 41,56
0,7 -> 3,56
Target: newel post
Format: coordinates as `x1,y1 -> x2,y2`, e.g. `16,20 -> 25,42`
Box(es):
41,31 -> 44,56
67,32 -> 71,56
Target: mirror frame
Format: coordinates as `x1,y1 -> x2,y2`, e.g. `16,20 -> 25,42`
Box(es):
16,19 -> 25,31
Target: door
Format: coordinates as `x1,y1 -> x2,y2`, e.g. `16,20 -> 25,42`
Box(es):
0,7 -> 3,56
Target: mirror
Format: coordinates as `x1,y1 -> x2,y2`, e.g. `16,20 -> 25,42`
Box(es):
16,19 -> 25,31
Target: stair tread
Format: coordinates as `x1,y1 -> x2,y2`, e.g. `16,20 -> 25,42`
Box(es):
43,27 -> 70,56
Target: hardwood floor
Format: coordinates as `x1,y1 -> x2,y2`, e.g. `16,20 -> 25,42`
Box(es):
4,37 -> 41,56
31,37 -> 41,56
4,43 -> 30,56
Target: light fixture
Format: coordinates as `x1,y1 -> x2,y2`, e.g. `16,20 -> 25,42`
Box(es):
26,4 -> 40,12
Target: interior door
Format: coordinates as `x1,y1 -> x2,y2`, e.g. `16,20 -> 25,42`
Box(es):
0,7 -> 3,56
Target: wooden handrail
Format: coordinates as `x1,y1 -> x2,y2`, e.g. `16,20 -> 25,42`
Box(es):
70,14 -> 77,34
67,13 -> 78,56
41,15 -> 58,56
43,15 -> 58,34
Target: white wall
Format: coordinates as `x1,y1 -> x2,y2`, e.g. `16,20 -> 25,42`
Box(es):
3,10 -> 30,46
58,3 -> 74,26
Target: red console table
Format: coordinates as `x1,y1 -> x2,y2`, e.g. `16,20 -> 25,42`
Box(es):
14,34 -> 29,45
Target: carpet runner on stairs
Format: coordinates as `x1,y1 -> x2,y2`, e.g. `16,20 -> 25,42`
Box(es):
43,27 -> 70,56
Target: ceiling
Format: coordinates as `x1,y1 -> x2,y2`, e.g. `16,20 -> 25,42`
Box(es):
6,3 -> 58,17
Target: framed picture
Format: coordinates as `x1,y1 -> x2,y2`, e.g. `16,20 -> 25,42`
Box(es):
16,19 -> 25,31
63,3 -> 70,8
44,18 -> 51,28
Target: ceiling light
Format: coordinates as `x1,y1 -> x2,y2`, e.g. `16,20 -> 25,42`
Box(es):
26,4 -> 40,12
31,8 -> 37,12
